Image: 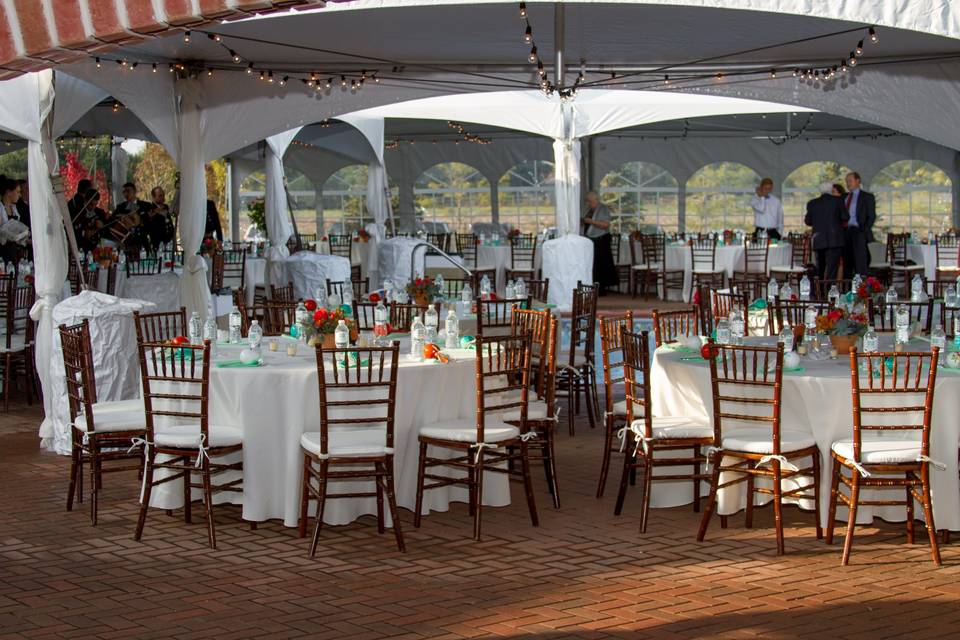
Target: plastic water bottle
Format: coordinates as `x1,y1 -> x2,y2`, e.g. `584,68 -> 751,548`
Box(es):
342,286 -> 353,312
945,285 -> 958,308
911,274 -> 924,302
931,323 -> 946,361
228,307 -> 242,343
799,274 -> 811,301
203,311 -> 218,342
248,319 -> 263,349
505,279 -> 516,300
895,305 -> 910,345
410,316 -> 426,361
424,304 -> 439,343
715,317 -> 731,345
374,299 -> 389,344
479,274 -> 492,300
327,292 -> 341,311
803,305 -> 818,346
827,285 -> 841,307
780,282 -> 793,301
863,325 -> 879,353
885,285 -> 898,304
767,277 -> 779,302
444,308 -> 459,349
778,325 -> 794,352
435,274 -> 445,299
461,282 -> 473,304
188,311 -> 202,345
729,309 -> 745,345
515,277 -> 527,299
334,319 -> 349,349
294,300 -> 309,342
953,315 -> 960,351
851,273 -> 863,294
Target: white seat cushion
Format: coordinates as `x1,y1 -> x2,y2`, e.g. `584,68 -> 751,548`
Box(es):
420,417 -> 519,444
300,427 -> 390,458
154,425 -> 243,449
74,405 -> 144,434
831,435 -> 922,465
500,399 -> 549,422
92,398 -> 143,414
692,268 -> 723,275
631,416 -> 714,440
870,261 -> 890,269
721,427 -> 816,454
890,264 -> 924,271
0,334 -> 28,353
769,265 -> 804,273
474,263 -> 497,271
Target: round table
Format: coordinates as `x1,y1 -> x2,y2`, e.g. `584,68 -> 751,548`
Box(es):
650,335 -> 960,530
661,242 -> 794,301
150,339 -> 510,527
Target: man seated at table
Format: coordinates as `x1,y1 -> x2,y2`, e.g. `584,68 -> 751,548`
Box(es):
805,182 -> 848,280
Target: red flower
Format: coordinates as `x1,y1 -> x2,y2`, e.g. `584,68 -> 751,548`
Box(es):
313,308 -> 329,323
790,293 -> 798,301
304,299 -> 317,312
415,278 -> 423,286
692,289 -> 701,306
369,292 -> 381,303
827,309 -> 843,322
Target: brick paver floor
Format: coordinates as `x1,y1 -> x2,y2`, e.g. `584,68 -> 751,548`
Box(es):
2,394 -> 959,639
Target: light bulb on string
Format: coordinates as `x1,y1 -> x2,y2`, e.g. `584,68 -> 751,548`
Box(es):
152,63 -> 157,73
95,57 -> 101,68
184,30 -> 191,43
207,68 -> 213,77
523,25 -> 533,43
259,70 -> 265,81
848,54 -> 857,66
519,2 -> 526,18
326,78 -> 333,89
663,74 -> 669,85
528,46 -> 537,63
769,69 -> 776,78
230,50 -> 240,63
130,62 -> 138,70
340,75 -> 347,88
855,41 -> 863,56
267,71 -> 274,83
246,62 -> 253,74
869,27 -> 878,43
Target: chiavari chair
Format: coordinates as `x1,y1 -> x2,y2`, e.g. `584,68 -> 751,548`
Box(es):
326,278 -> 370,302
697,341 -> 821,554
67,258 -> 83,295
125,255 -> 163,276
132,307 -> 187,344
209,252 -> 225,293
826,348 -> 941,565
506,233 -> 537,281
689,237 -> 725,299
456,233 -> 497,283
729,277 -> 765,303
652,306 -> 699,348
328,234 -> 353,260
233,288 -> 260,335
3,282 -> 37,409
507,310 -> 560,507
628,234 -> 651,298
711,290 -> 751,336
390,302 -> 427,332
770,232 -> 810,279
526,278 -> 549,304
876,233 -> 923,294
263,300 -> 299,336
299,341 -> 405,554
934,233 -> 960,281
60,320 -> 145,524
694,284 -> 715,338
426,232 -> 449,253
222,248 -> 247,291
351,300 -> 379,332
609,234 -> 630,292
134,340 -> 245,548
816,278 -> 852,300
438,277 -> 470,300
414,333 -> 538,540
772,299 -> 833,336
476,296 -> 530,336
351,263 -> 362,285
642,233 -> 684,300
596,311 -> 633,498
616,329 -> 714,532
270,282 -> 295,302
868,299 -> 933,334
555,282 -> 601,436
733,237 -> 770,283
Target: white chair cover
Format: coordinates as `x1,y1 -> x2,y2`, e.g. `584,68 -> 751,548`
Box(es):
377,237 -> 426,288
116,272 -> 181,312
541,235 -> 593,312
282,252 -> 352,300
43,291 -> 157,455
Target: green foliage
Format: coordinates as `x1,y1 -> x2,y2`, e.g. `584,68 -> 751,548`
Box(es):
247,198 -> 266,231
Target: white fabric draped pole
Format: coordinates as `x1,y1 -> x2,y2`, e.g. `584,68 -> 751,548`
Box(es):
28,71 -> 70,443
553,138 -> 582,236
366,160 -> 392,235
263,128 -> 301,287
176,79 -> 212,321
110,137 -> 128,206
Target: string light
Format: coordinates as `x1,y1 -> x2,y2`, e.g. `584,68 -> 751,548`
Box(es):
855,40 -> 864,56
246,62 -> 253,74
183,30 -> 191,43
152,63 -> 157,73
663,74 -> 670,85
207,68 -> 214,77
519,2 -> 526,18
230,50 -> 240,62
340,75 -> 347,88
523,25 -> 532,43
326,78 -> 333,89
869,27 -> 879,43
528,46 -> 537,63
95,57 -> 101,68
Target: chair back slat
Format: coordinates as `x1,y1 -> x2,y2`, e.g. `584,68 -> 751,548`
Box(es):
868,299 -> 933,334
708,342 -> 784,452
510,308 -> 551,398
328,234 -> 353,259
509,233 -> 537,270
133,307 -> 188,345
478,297 -> 530,335
59,320 -> 97,426
690,237 -> 717,271
742,238 -> 770,274
475,333 -> 532,443
137,340 -> 211,441
599,312 -> 634,414
390,302 -> 427,332
621,328 -> 653,437
270,282 -> 295,302
526,278 -> 549,303
773,299 -> 832,335
652,306 -> 699,347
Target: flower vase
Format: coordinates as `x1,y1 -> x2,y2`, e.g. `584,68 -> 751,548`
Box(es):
97,259 -> 111,269
414,293 -> 430,307
829,334 -> 859,354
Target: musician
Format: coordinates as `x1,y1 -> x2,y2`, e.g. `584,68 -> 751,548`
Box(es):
0,179 -> 24,262
143,186 -> 174,250
76,189 -> 109,251
68,179 -> 92,218
111,182 -> 151,251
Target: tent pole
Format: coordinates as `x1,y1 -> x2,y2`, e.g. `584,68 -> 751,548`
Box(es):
284,182 -> 301,250
554,3 -> 565,89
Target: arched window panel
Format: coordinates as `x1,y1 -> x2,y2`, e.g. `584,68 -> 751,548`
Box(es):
871,160 -> 953,236
414,162 -> 491,233
599,161 -> 679,233
783,161 -> 851,232
498,160 -> 555,233
321,164 -> 399,234
686,162 -> 761,233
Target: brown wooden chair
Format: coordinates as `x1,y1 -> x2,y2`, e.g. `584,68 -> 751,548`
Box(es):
263,300 -> 299,336
352,300 -> 379,332
610,233 -> 630,293
299,341 -> 405,554
697,341 -> 821,554
555,282 -> 600,436
125,255 -> 163,276
711,290 -> 751,336
934,233 -> 960,281
390,302 -> 426,332
414,333 -> 538,539
770,232 -> 810,280
456,233 -> 496,283
506,233 -> 537,281
815,278 -> 852,300
596,311 -> 633,498
868,299 -> 933,334
733,238 -> 770,284
826,348 -> 942,565
636,233 -> 684,300
616,329 -> 714,532
222,248 -> 247,291
689,237 -> 725,300
875,233 -> 923,294
772,299 -> 833,336
60,320 -> 144,525
426,232 -> 450,253
326,278 -> 370,302
328,234 -> 353,260
728,277 -> 765,303
438,277 -> 471,300
652,306 -> 699,348
132,307 -> 188,345
507,310 -> 560,508
476,297 -> 530,336
1,279 -> 37,410
209,252 -> 225,293
134,340 -> 244,548
270,282 -> 295,302
526,278 -> 550,304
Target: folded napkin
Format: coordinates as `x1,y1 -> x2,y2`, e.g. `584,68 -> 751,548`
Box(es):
216,359 -> 263,368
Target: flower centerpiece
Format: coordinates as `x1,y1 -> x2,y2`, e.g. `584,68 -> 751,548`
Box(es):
815,307 -> 869,353
406,277 -> 440,307
357,228 -> 371,243
854,276 -> 884,306
507,228 -> 521,239
199,237 -> 222,257
300,305 -> 357,348
91,245 -> 116,268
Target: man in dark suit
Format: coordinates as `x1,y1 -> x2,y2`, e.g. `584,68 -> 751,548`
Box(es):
805,182 -> 849,280
842,171 -> 876,277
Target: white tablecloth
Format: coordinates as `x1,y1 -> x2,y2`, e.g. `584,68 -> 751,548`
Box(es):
150,340 -> 510,527
43,291 -> 156,455
280,253 -> 352,300
650,336 -> 960,530
243,258 -> 267,305
377,237 -> 426,288
117,271 -> 181,312
662,242 -> 793,301
869,242 -> 937,283
540,235 -> 592,312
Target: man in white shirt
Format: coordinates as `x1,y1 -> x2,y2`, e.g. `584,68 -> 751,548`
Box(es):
750,177 -> 783,240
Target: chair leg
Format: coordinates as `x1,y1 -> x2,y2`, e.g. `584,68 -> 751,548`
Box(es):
692,445 -> 701,513
3,353 -> 10,412
583,371 -> 597,431
308,461 -> 329,558
697,449 -> 723,542
772,462 -> 785,555
906,481 -> 915,545
134,451 -> 156,542
825,456 -> 841,545
639,450 -> 653,534
182,459 -> 192,525
841,473 -> 860,566
745,472 -> 755,529
200,459 -> 216,549
473,448 -> 485,541
375,462 -> 385,535
545,430 -> 560,509
66,446 -> 80,512
413,441 -> 427,528
298,455 -> 311,538
89,445 -> 99,526
919,469 -> 943,566
519,441 -> 538,527
384,464 -> 405,552
613,437 -> 633,516
566,377 -> 575,437
596,414 -> 615,498
812,451 -> 822,540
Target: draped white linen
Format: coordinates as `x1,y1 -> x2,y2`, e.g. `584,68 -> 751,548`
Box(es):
552,138 -> 582,237
110,138 -> 128,206
176,79 -> 213,321
264,128 -> 301,287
